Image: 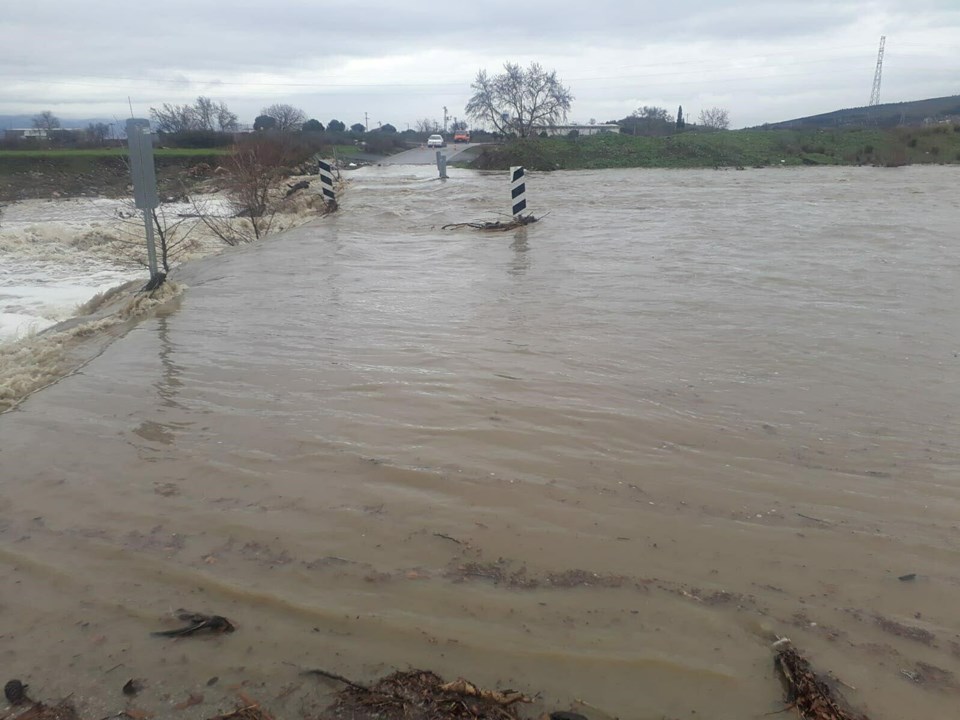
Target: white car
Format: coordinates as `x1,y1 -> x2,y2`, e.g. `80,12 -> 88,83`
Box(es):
426,134 -> 445,148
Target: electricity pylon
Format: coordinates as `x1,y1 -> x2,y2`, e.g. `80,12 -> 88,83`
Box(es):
869,36 -> 886,107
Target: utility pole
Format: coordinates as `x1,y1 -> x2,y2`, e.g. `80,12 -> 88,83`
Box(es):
443,106 -> 448,133
364,111 -> 369,131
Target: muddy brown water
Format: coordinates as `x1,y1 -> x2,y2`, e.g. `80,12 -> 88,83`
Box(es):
1,166 -> 959,719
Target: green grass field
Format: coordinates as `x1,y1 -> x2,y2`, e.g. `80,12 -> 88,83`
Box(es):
0,147 -> 232,159
472,124 -> 960,171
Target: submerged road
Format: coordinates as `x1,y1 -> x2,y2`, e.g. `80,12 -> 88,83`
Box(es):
379,141 -> 483,165
2,166 -> 959,720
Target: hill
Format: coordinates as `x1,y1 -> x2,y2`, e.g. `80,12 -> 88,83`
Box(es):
0,114 -> 119,131
758,95 -> 960,130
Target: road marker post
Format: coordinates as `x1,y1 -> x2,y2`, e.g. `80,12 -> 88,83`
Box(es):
317,159 -> 336,205
436,151 -> 448,179
510,166 -> 527,217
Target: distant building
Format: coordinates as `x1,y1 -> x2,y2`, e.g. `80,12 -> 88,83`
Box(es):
923,115 -> 960,125
537,124 -> 620,137
4,128 -> 47,140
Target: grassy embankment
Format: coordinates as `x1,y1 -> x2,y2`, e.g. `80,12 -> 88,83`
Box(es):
0,146 -> 359,201
470,125 -> 960,171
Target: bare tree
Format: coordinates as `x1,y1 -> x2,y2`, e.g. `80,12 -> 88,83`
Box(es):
698,107 -> 731,130
191,136 -> 290,244
194,96 -> 217,131
150,103 -> 198,133
106,157 -> 201,273
120,206 -> 201,273
465,62 -> 573,138
86,122 -> 111,145
415,118 -> 438,134
216,101 -> 239,131
32,111 -> 61,136
150,98 -> 237,133
261,103 -> 307,133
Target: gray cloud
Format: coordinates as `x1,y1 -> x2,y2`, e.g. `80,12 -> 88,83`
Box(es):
1,0 -> 957,128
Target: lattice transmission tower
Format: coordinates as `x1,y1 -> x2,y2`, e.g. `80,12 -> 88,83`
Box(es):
869,36 -> 886,107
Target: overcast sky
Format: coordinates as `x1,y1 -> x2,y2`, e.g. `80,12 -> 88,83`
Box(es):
2,0 -> 958,130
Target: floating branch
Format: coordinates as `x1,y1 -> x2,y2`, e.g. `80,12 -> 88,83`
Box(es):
322,668 -> 531,720
442,214 -> 540,232
772,639 -> 869,720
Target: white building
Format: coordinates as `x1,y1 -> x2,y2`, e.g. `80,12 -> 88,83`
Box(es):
3,128 -> 48,140
537,124 -> 621,137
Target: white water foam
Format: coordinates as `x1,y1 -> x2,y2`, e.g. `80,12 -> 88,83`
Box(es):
0,196 -> 224,342
0,187 -> 329,343
1,199 -> 141,341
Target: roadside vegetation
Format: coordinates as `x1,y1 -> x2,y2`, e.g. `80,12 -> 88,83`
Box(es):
470,123 -> 960,171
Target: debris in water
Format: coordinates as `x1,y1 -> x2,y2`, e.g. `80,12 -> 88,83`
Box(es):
442,214 -> 540,232
8,701 -> 79,720
151,610 -> 236,638
5,679 -> 29,705
315,668 -> 532,720
872,614 -> 934,645
285,180 -> 310,197
122,678 -> 145,696
174,692 -> 204,710
796,513 -> 832,525
772,639 -> 869,720
205,703 -> 273,720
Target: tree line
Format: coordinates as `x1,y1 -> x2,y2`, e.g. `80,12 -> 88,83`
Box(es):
465,62 -> 730,138
22,64 -> 732,151
20,110 -> 113,147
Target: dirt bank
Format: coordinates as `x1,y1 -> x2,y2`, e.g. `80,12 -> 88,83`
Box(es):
0,154 -> 224,203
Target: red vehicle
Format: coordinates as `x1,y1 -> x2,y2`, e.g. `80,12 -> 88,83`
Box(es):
453,131 -> 471,143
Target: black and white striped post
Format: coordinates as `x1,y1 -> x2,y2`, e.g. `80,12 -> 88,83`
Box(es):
510,166 -> 527,217
317,159 -> 336,204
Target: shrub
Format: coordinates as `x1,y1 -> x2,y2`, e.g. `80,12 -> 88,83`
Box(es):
361,133 -> 404,154
908,137 -> 918,148
162,130 -> 234,149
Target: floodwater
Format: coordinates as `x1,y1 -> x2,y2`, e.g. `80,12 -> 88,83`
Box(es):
0,198 -> 142,340
1,166 -> 959,719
